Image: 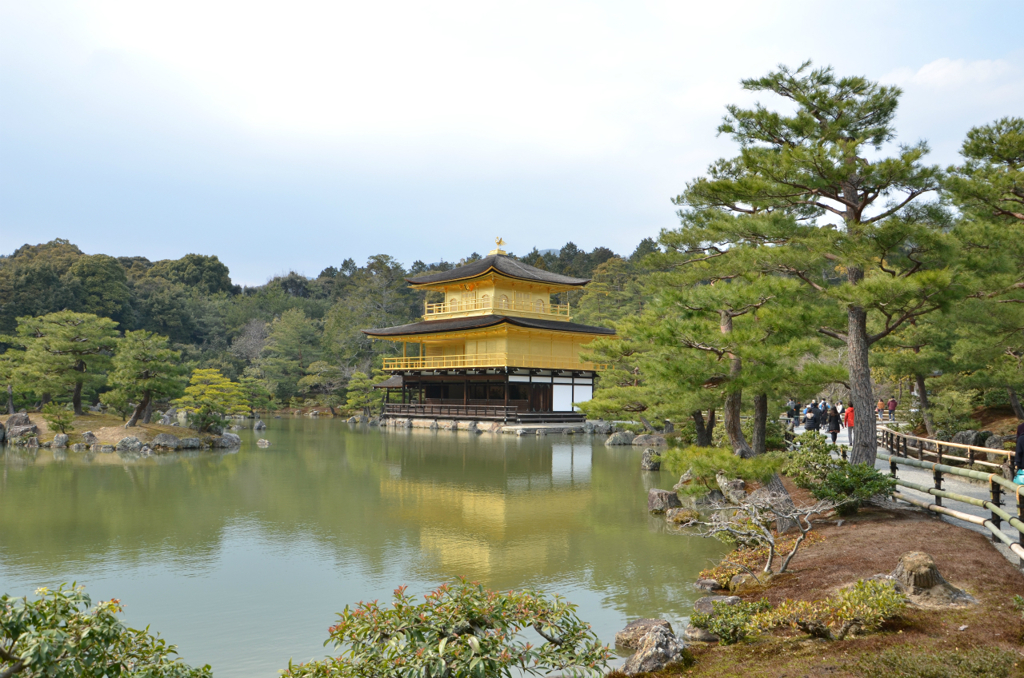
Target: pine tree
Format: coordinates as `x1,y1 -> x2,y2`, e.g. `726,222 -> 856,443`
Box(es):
345,371 -> 381,417
173,369 -> 249,432
297,361 -> 348,415
15,311 -> 119,414
675,62 -> 966,465
106,330 -> 186,428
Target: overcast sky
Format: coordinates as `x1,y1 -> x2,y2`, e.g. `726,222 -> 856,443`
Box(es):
2,1 -> 1022,285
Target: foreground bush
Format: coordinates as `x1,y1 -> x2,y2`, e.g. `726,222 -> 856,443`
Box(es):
1,584 -> 210,677
691,600 -> 771,645
662,446 -> 783,496
779,434 -> 895,515
283,578 -> 610,678
750,579 -> 905,641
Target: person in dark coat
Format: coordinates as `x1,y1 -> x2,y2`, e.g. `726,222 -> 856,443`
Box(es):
827,406 -> 842,444
806,402 -> 821,431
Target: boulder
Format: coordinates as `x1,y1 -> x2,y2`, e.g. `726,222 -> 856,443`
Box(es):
591,420 -> 613,435
140,446 -> 153,456
696,489 -> 727,506
693,595 -> 741,615
368,417 -> 380,427
256,438 -> 271,448
26,437 -> 38,448
347,416 -> 359,424
70,443 -> 87,452
729,573 -> 765,594
648,488 -> 682,513
230,424 -> 243,431
116,436 -> 143,453
665,508 -> 699,524
695,579 -> 724,592
615,618 -> 673,650
950,430 -> 991,447
254,420 -> 266,431
97,445 -> 115,453
212,433 -> 242,448
179,437 -> 203,449
151,433 -> 181,450
9,425 -> 39,439
672,470 -> 693,492
632,434 -> 667,447
716,472 -> 747,505
81,431 -> 99,445
891,552 -> 977,607
5,412 -> 31,428
605,431 -> 636,446
683,624 -> 719,643
52,434 -> 69,448
640,448 -> 662,471
621,626 -> 687,675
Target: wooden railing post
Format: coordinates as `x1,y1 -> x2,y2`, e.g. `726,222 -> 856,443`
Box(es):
933,466 -> 943,507
991,478 -> 1002,539
890,457 -> 898,478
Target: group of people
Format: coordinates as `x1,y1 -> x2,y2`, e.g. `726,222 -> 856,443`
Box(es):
875,397 -> 898,421
785,399 -> 855,444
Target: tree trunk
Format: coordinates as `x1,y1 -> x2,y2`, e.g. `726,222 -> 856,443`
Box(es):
125,391 -> 152,428
692,409 -> 716,447
6,384 -> 13,415
1007,387 -> 1024,421
639,415 -> 656,432
720,311 -> 752,457
751,393 -> 768,456
915,374 -> 935,436
766,473 -> 798,533
142,399 -> 154,424
72,381 -> 84,416
847,307 -> 876,466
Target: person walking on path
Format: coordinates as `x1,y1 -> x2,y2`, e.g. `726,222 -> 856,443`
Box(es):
876,399 -> 885,420
1015,420 -> 1024,483
844,405 -> 855,447
887,397 -> 897,422
807,402 -> 822,432
827,405 -> 842,444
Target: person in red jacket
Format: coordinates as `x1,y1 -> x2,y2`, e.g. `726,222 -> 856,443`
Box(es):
843,405 -> 855,446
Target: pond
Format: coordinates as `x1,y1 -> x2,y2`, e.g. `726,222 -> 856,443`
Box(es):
0,419 -> 726,676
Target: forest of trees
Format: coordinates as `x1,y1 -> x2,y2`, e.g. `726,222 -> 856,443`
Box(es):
0,236 -> 656,416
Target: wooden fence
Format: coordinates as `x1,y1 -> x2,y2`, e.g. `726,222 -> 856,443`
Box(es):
876,425 -> 1023,561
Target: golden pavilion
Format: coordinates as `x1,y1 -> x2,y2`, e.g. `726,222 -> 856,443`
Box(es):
363,240 -> 614,423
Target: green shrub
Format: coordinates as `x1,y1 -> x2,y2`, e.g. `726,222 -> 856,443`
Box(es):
929,388 -> 978,434
41,402 -> 74,434
751,579 -> 904,641
691,600 -> 771,645
282,577 -> 610,677
778,434 -> 896,515
100,389 -> 133,421
662,446 -> 783,496
741,415 -> 788,451
856,646 -> 1018,678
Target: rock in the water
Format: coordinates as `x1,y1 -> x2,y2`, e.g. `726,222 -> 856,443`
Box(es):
25,436 -> 39,448
696,489 -> 727,506
640,448 -> 662,471
230,424 -> 243,431
621,626 -> 687,675
254,420 -> 266,431
140,446 -> 153,456
605,430 -> 636,446
672,470 -> 693,492
695,579 -> 724,592
665,508 -> 699,524
212,433 -> 242,448
716,472 -> 747,504
5,412 -> 31,428
98,445 -> 115,453
632,434 -> 667,447
70,443 -> 87,452
178,437 -> 203,449
116,436 -> 143,453
615,618 -> 673,650
152,433 -> 181,450
648,488 -> 682,513
8,425 -> 38,439
591,420 -> 612,435
692,595 -> 741,615
682,624 -> 719,642
52,433 -> 69,447
347,416 -> 359,424
256,438 -> 271,448
81,431 -> 99,445
891,552 -> 977,607
368,417 -> 380,427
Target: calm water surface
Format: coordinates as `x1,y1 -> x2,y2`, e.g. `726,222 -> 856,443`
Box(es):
0,419 -> 726,676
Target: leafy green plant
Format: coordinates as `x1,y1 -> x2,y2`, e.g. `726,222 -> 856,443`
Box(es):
929,388 -> 978,435
662,446 -> 783,496
99,389 -> 133,421
857,646 -> 1018,678
779,434 -> 896,515
282,578 -> 610,678
173,368 -> 249,433
691,600 -> 772,645
751,579 -> 905,641
41,402 -> 74,434
0,584 -> 210,677
741,416 -> 787,451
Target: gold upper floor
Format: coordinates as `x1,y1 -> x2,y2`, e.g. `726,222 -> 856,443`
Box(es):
424,274 -> 572,321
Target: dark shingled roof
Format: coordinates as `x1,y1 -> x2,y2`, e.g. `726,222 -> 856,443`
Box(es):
362,314 -> 615,337
406,254 -> 590,287
373,374 -> 404,388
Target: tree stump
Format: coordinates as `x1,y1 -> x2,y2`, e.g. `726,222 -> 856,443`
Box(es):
892,552 -> 946,592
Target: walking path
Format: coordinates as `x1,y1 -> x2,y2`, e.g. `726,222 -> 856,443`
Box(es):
792,422 -> 1022,566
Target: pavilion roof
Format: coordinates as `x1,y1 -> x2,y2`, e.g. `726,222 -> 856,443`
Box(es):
406,254 -> 590,287
362,314 -> 614,338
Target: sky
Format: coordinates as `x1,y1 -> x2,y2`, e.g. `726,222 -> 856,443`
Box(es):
1,1 -> 1022,286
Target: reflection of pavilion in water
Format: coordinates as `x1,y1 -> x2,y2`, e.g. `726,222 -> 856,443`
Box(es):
379,442 -> 593,579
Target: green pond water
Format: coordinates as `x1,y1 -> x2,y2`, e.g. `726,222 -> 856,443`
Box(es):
0,418 -> 726,676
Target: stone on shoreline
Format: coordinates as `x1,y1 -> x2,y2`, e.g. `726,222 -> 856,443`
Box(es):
81,431 -> 98,445
692,595 -> 741,615
116,436 -> 143,453
683,624 -> 719,642
621,626 -> 687,675
632,434 -> 667,447
647,489 -> 682,513
640,448 -> 661,471
605,431 -> 635,446
665,507 -> 699,524
52,433 -> 68,448
614,618 -> 673,650
5,412 -> 31,428
152,433 -> 181,450
695,579 -> 724,592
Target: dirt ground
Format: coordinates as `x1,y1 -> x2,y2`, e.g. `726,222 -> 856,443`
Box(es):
2,411 -> 187,445
623,476 -> 1024,677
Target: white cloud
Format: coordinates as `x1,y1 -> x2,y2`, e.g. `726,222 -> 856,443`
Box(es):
883,57 -> 1013,89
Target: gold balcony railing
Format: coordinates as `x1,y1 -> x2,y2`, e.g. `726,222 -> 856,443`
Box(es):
382,352 -> 606,371
424,298 -> 570,319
